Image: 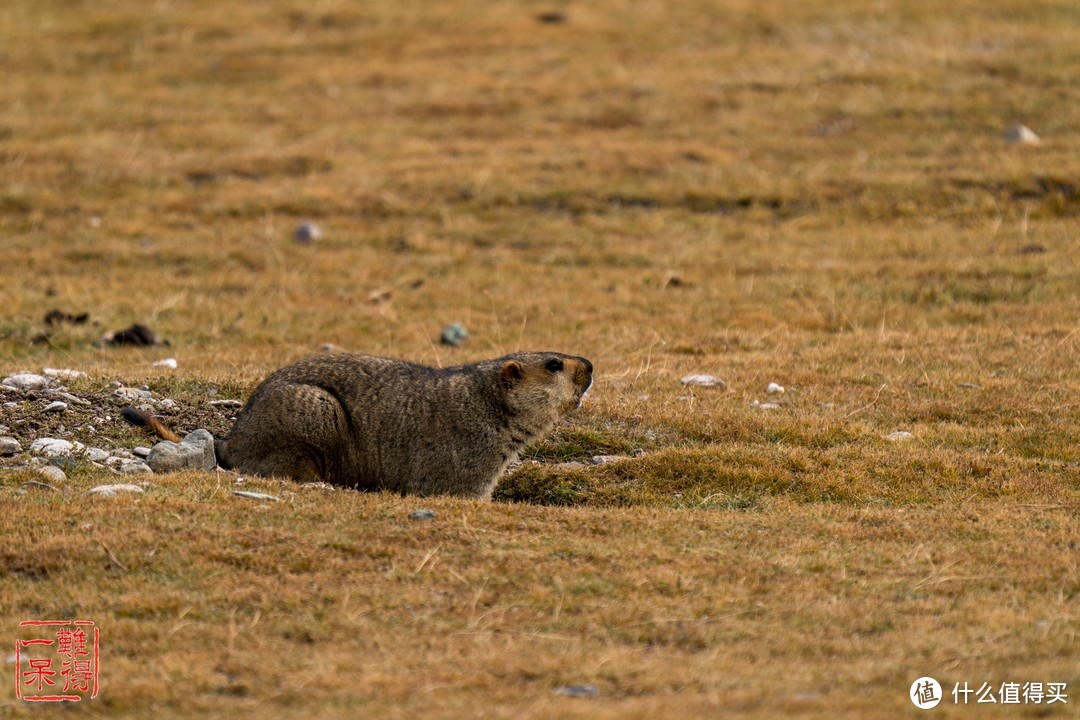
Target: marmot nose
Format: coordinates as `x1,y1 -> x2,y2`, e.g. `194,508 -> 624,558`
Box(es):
580,357 -> 593,374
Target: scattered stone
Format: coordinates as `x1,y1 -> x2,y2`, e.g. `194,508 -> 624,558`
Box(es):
152,358 -> 178,369
113,387 -> 153,403
536,10 -> 568,24
48,457 -> 78,472
101,323 -> 160,347
22,480 -> 58,492
233,490 -> 280,501
751,400 -> 781,410
51,391 -> 91,406
34,465 -> 67,484
155,398 -> 178,411
89,483 -> 145,496
440,322 -> 469,347
0,437 -> 21,455
589,455 -> 627,465
43,310 -> 90,327
409,509 -> 436,521
294,221 -> 322,243
42,401 -> 68,413
132,447 -> 152,458
29,438 -> 83,457
766,382 -> 785,395
1004,124 -> 1040,145
146,429 -> 216,473
84,448 -> 110,462
2,373 -> 52,391
680,374 -> 726,388
209,399 -> 243,409
119,460 -> 153,475
887,431 -> 915,442
957,382 -> 980,389
42,367 -> 87,379
555,684 -> 599,698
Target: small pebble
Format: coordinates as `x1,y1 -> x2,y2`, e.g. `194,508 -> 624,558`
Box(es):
113,387 -> 153,403
294,221 -> 322,243
1004,124 -> 1040,145
0,436 -> 21,455
409,509 -> 436,521
42,401 -> 68,413
133,447 -> 152,458
233,490 -> 280,502
752,400 -> 780,410
209,399 -> 243,409
555,685 -> 600,698
766,382 -> 785,395
680,374 -> 726,388
589,455 -> 627,465
152,358 -> 178,369
440,323 -> 469,347
887,431 -> 915,442
89,483 -> 145,496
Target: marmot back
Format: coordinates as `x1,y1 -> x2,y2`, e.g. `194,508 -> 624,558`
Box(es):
215,351 -> 592,499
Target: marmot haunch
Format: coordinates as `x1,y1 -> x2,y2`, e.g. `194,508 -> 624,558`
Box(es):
123,351 -> 593,499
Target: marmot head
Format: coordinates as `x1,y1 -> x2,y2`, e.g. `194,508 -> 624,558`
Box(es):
498,352 -> 593,420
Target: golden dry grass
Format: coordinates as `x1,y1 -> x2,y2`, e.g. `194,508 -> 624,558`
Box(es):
1,0 -> 1079,716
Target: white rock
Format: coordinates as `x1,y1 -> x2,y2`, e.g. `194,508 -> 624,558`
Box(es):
680,374 -> 726,388
152,358 -> 178,369
2,373 -> 51,391
89,483 -> 145,496
0,436 -> 21,455
752,400 -> 780,410
766,382 -> 785,395
209,399 -> 243,409
132,447 -> 152,458
42,368 -> 87,379
113,387 -> 152,403
42,401 -> 68,413
29,438 -> 84,457
887,431 -> 915,442
1004,124 -> 1040,145
233,490 -> 280,501
35,465 -> 67,484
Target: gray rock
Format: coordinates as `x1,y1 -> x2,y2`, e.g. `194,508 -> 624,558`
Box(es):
2,373 -> 52,391
119,460 -> 153,475
42,368 -> 86,379
84,448 -> 110,462
680,374 -> 726,388
555,684 -> 600,698
34,465 -> 67,484
294,221 -> 322,243
440,322 -> 469,347
409,509 -> 436,521
22,480 -> 58,492
133,446 -> 152,458
42,401 -> 68,413
0,436 -> 21,455
146,429 -> 216,473
89,483 -> 145,496
208,399 -> 243,409
1005,124 -> 1040,145
112,386 -> 153,403
589,455 -> 627,465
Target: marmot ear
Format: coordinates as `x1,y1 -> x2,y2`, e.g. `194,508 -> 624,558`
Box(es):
500,360 -> 523,389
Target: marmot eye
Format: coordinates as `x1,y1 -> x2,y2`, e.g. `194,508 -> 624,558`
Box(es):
545,358 -> 564,373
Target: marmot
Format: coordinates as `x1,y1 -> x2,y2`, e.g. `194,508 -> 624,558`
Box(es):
123,351 -> 593,499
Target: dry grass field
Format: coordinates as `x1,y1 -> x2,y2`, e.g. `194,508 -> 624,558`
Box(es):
2,0 -> 1079,716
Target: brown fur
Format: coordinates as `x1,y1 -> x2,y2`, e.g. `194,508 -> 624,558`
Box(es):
123,351 -> 593,499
